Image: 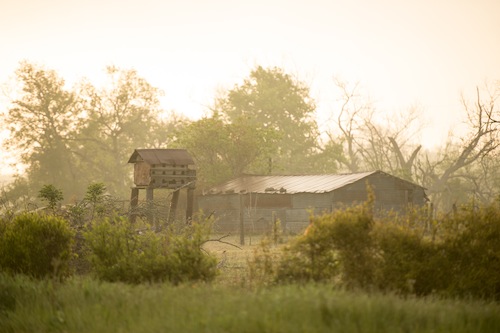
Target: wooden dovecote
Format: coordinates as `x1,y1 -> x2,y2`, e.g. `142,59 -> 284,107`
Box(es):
128,149 -> 196,224
128,148 -> 196,189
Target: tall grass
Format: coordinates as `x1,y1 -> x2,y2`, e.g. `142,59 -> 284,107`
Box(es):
1,274 -> 499,333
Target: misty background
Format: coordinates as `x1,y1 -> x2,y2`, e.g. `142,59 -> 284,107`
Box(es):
1,0 -> 500,212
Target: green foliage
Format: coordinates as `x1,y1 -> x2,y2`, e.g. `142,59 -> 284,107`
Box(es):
436,202 -> 500,299
246,237 -> 281,287
84,217 -> 217,284
0,213 -> 74,279
277,202 -> 375,285
3,62 -> 83,198
75,66 -> 164,196
372,223 -> 438,295
176,114 -> 278,187
216,65 -> 321,173
83,182 -> 109,220
254,197 -> 500,300
3,62 -> 167,201
84,182 -> 106,203
38,184 -> 64,211
65,182 -> 125,229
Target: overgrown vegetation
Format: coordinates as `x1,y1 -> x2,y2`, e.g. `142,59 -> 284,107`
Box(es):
1,181 -> 500,332
84,217 -> 217,284
1,59 -> 500,331
0,213 -> 74,279
247,199 -> 500,301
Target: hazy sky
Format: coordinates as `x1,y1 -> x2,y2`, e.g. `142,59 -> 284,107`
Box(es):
1,0 -> 500,153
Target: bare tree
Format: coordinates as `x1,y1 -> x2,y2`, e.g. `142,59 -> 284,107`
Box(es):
418,86 -> 500,210
327,79 -> 372,173
327,78 -> 423,180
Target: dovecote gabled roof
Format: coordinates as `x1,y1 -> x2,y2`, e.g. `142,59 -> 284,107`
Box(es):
128,149 -> 194,165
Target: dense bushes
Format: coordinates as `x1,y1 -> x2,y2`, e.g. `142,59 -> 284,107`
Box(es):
0,183 -> 218,285
0,213 -> 74,279
0,211 -> 217,284
2,182 -> 499,301
84,217 -> 217,284
270,201 -> 500,300
438,204 -> 500,299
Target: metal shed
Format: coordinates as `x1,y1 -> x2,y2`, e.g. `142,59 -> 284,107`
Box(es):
197,170 -> 427,233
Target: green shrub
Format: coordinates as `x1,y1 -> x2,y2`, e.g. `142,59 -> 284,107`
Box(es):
438,203 -> 500,300
277,202 -> 375,286
373,223 -> 439,296
249,197 -> 500,300
276,217 -> 339,283
0,213 -> 74,279
84,217 -> 217,284
325,205 -> 376,288
247,236 -> 282,287
65,183 -> 122,228
38,184 -> 64,212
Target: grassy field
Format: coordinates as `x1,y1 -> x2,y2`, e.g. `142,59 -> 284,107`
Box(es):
1,274 -> 499,333
1,234 -> 499,333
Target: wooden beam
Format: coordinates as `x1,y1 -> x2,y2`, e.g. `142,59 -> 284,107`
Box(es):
239,193 -> 245,245
186,188 -> 194,223
146,187 -> 154,225
169,190 -> 180,224
129,187 -> 139,223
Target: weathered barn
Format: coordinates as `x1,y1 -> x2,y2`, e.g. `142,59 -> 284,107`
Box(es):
197,170 -> 427,233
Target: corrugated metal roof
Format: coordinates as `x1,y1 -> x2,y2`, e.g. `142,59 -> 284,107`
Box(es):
205,171 -> 380,194
128,149 -> 194,165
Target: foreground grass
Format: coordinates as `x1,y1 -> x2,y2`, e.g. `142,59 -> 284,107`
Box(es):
1,274 -> 499,333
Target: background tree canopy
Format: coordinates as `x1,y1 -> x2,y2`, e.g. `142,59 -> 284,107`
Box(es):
3,63 -> 165,201
4,61 -> 81,197
214,66 -> 321,173
1,61 -> 499,213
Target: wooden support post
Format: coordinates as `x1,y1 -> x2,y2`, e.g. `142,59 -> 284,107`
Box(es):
129,187 -> 139,223
186,188 -> 194,223
146,187 -> 154,225
169,190 -> 180,224
239,193 -> 245,246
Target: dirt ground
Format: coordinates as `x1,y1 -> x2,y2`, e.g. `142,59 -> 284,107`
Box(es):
202,233 -> 287,286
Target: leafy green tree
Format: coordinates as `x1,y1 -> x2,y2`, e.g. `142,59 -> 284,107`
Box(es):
3,61 -> 83,198
76,66 -> 164,196
38,184 -> 64,212
215,66 -> 320,173
176,114 -> 277,187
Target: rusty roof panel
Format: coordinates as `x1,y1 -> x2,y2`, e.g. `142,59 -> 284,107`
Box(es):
206,171 -> 378,194
128,149 -> 194,165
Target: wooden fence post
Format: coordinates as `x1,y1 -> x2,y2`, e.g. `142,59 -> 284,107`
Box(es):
239,193 -> 245,245
129,187 -> 139,223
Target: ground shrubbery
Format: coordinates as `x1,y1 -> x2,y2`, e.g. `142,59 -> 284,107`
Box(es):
84,216 -> 218,284
0,213 -> 75,279
0,183 -> 218,285
2,182 -> 500,301
253,200 -> 500,300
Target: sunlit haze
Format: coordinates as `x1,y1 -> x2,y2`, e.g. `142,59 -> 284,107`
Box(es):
1,0 -> 500,174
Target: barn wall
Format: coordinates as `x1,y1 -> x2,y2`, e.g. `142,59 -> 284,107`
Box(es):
197,192 -> 333,234
196,173 -> 427,234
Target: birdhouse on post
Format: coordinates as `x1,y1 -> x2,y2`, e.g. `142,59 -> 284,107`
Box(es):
128,149 -> 196,225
